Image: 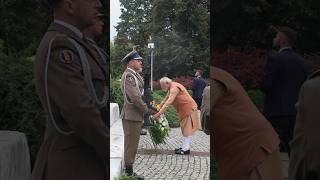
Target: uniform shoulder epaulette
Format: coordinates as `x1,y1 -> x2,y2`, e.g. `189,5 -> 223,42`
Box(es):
308,69 -> 320,80
50,34 -> 79,53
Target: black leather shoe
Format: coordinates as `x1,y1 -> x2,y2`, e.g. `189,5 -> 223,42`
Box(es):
174,147 -> 182,152
125,165 -> 133,176
175,149 -> 190,155
140,130 -> 147,135
125,165 -> 144,179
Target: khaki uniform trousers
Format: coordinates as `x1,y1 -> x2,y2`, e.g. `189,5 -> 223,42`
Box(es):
122,119 -> 143,166
240,149 -> 283,180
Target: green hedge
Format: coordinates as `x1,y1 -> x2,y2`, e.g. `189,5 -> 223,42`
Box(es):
152,90 -> 180,128
110,76 -> 124,109
0,54 -> 46,167
115,173 -> 134,180
247,89 -> 265,111
211,158 -> 219,180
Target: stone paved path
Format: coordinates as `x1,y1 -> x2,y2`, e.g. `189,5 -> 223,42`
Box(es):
281,153 -> 289,180
134,128 -> 210,180
133,127 -> 290,180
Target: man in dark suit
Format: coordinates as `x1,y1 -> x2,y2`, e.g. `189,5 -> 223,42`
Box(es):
262,26 -> 307,156
192,69 -> 207,109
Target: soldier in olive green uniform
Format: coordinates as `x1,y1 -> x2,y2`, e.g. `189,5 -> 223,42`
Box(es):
121,51 -> 156,179
289,70 -> 320,180
32,0 -> 108,180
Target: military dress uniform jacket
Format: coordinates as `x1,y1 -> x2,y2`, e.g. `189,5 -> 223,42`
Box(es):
201,86 -> 210,117
200,86 -> 210,134
289,70 -> 320,180
85,38 -> 109,125
121,68 -> 150,121
32,21 -> 109,180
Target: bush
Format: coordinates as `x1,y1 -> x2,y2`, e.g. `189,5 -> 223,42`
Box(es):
0,54 -> 46,167
110,76 -> 124,109
153,89 -> 167,98
210,158 -> 219,180
213,49 -> 320,90
152,90 -> 180,128
173,76 -> 194,89
247,89 -> 265,111
213,48 -> 267,89
115,173 -> 134,180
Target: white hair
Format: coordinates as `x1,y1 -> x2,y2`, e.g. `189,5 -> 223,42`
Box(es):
159,77 -> 172,84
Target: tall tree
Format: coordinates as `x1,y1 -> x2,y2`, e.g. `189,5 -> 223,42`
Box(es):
0,0 -> 51,56
116,0 -> 153,50
113,0 -> 210,78
213,0 -> 320,53
112,0 -> 153,76
151,0 -> 210,78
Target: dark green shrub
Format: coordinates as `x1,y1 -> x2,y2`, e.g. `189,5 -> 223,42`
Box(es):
153,89 -> 166,98
116,173 -> 134,180
110,76 -> 124,109
213,49 -> 266,89
152,90 -> 180,128
0,54 -> 46,167
211,158 -> 219,180
247,89 -> 265,111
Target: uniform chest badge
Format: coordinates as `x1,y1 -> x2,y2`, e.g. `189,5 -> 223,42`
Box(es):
60,50 -> 73,64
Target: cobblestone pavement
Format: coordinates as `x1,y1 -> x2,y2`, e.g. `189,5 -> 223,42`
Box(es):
281,153 -> 289,180
134,128 -> 210,180
133,127 -> 290,180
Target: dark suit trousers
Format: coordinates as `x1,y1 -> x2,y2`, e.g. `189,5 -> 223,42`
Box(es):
269,116 -> 295,156
194,97 -> 202,110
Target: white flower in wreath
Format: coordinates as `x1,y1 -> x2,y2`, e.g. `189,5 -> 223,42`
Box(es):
161,127 -> 165,131
162,121 -> 166,126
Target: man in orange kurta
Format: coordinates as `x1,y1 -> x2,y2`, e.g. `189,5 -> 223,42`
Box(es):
211,66 -> 283,180
154,77 -> 201,155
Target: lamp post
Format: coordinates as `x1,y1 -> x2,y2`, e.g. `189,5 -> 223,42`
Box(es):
148,42 -> 155,91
